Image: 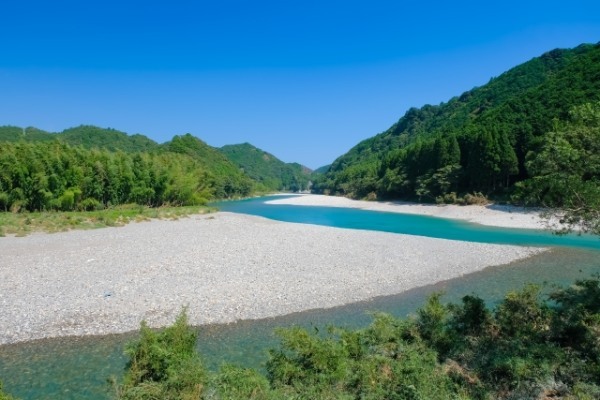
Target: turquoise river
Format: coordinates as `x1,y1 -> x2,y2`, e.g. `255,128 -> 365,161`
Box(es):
1,196 -> 599,399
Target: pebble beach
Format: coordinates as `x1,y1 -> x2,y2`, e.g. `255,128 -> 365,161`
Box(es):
0,204 -> 546,345
267,194 -> 550,229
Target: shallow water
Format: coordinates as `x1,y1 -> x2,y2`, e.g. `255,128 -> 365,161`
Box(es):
1,198 -> 599,399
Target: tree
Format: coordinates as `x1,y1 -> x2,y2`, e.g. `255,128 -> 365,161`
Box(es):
519,102 -> 600,234
497,129 -> 519,188
113,310 -> 206,399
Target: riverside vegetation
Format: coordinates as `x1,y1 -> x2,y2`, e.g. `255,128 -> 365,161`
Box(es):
0,204 -> 214,237
112,276 -> 600,399
0,127 -> 312,234
3,277 -> 597,399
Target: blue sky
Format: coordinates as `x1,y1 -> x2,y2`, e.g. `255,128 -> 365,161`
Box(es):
1,1 -> 599,169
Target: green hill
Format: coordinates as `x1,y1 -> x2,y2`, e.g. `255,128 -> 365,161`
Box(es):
164,134 -> 253,198
312,164 -> 331,175
314,42 -> 600,202
220,142 -> 311,192
0,126 -> 54,142
0,124 -> 158,152
59,125 -> 159,152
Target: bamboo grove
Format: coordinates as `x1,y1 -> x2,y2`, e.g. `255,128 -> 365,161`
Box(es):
0,140 -> 252,212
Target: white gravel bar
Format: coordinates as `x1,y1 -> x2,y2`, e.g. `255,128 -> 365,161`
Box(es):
0,212 -> 546,345
267,194 -> 550,229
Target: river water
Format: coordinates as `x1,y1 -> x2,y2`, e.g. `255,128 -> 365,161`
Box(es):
1,196 -> 598,399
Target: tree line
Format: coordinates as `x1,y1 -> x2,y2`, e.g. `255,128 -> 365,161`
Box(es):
0,140 -> 252,212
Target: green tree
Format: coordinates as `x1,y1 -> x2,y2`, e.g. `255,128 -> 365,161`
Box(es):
519,102 -> 600,234
114,310 -> 206,400
497,129 -> 519,188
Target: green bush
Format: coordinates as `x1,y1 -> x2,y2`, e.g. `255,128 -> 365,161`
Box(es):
113,309 -> 206,400
0,381 -> 15,400
0,192 -> 8,212
462,192 -> 489,205
78,198 -> 103,211
58,190 -> 75,211
107,277 -> 600,400
213,364 -> 272,400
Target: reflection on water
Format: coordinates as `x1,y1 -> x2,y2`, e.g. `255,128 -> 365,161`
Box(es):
2,247 -> 598,400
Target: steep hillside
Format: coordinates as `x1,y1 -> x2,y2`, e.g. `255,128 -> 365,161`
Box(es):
220,143 -> 311,191
165,134 -> 254,198
314,42 -> 600,201
313,164 -> 331,175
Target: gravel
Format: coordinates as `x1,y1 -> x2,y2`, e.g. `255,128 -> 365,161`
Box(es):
266,194 -> 552,229
0,212 -> 546,345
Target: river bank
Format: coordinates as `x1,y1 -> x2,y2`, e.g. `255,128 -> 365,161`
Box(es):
266,194 -> 552,229
0,212 -> 545,345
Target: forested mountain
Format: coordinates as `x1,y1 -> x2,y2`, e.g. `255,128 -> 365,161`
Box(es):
164,134 -> 253,198
313,164 -> 331,175
220,142 -> 312,191
314,42 -> 600,204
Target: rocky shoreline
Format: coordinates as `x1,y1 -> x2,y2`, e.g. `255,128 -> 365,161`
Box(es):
266,194 -> 552,229
0,211 -> 546,345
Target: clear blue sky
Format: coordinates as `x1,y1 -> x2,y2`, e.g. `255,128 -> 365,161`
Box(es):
1,1 -> 599,169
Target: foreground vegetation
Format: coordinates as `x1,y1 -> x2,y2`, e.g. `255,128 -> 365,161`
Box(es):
33,276 -> 585,399
0,204 -> 214,236
105,276 -> 600,399
0,382 -> 14,400
2,277 -> 599,399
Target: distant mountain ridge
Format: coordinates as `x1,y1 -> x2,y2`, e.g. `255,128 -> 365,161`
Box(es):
220,142 -> 311,192
60,125 -> 159,152
0,126 -> 258,211
0,124 -> 312,207
313,164 -> 331,175
0,124 -> 159,152
314,42 -> 600,201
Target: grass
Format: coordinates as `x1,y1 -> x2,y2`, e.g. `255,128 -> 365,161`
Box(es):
0,204 -> 216,237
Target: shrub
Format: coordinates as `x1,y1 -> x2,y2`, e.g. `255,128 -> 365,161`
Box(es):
463,192 -> 489,205
366,191 -> 378,201
114,309 -> 206,400
436,192 -> 459,204
108,277 -> 600,400
78,198 -> 103,211
0,381 -> 15,400
58,190 -> 75,211
0,192 -> 9,212
213,364 -> 272,400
